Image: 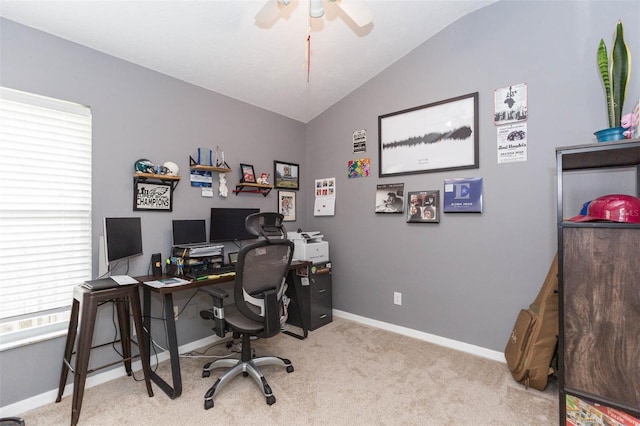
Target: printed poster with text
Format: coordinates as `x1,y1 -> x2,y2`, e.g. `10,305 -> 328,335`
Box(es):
497,123 -> 527,164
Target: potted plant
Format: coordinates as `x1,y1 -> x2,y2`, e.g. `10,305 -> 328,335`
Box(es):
595,20 -> 632,142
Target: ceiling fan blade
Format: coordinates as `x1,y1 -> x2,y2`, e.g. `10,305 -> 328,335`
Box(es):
334,0 -> 373,27
254,0 -> 283,27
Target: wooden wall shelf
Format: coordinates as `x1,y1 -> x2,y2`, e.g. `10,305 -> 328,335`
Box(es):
233,182 -> 273,197
133,172 -> 181,189
189,164 -> 232,174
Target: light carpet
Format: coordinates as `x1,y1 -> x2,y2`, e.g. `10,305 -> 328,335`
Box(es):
21,317 -> 558,425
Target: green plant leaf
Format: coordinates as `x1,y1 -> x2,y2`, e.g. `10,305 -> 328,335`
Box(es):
610,20 -> 630,127
597,38 -> 613,128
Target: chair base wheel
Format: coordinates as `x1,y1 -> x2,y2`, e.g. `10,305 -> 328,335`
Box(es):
286,365 -> 294,373
202,371 -> 210,378
266,395 -> 276,405
204,399 -> 214,410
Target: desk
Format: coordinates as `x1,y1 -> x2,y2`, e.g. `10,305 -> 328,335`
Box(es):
136,260 -> 310,399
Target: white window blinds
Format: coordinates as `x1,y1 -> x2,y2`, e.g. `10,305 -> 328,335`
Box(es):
0,87 -> 92,342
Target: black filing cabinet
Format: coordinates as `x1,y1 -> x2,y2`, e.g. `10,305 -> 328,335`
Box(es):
287,261 -> 332,331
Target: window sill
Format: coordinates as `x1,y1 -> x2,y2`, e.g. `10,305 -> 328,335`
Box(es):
0,323 -> 68,352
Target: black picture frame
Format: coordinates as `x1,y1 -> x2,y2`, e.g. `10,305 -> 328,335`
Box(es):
274,160 -> 299,190
378,92 -> 479,177
406,190 -> 440,223
240,163 -> 256,183
133,181 -> 173,212
374,183 -> 405,214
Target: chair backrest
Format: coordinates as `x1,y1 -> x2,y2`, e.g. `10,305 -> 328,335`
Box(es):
244,211 -> 287,241
234,213 -> 294,337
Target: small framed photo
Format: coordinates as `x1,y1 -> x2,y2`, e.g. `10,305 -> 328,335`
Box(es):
240,163 -> 256,183
274,160 -> 299,190
134,181 -> 173,212
407,190 -> 439,223
375,183 -> 405,214
278,190 -> 296,221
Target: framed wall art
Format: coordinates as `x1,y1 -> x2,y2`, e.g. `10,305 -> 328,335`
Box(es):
407,190 -> 439,223
278,190 -> 296,221
240,163 -> 256,183
274,160 -> 299,190
134,181 -> 173,211
443,177 -> 483,213
374,183 -> 405,214
378,92 -> 479,177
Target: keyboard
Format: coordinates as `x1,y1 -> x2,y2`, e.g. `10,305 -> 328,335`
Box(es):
186,265 -> 236,280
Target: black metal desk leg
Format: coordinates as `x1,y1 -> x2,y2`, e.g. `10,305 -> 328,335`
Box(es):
163,292 -> 182,397
146,291 -> 182,399
142,286 -> 153,382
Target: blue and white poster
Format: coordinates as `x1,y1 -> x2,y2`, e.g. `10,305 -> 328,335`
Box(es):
443,177 -> 483,213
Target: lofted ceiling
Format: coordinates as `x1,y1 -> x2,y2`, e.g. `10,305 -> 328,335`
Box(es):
0,0 -> 497,123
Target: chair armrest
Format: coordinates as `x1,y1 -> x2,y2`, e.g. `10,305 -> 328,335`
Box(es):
261,288 -> 280,337
201,287 -> 229,300
200,287 -> 229,338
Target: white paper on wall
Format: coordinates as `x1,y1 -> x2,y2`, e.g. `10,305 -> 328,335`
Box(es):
314,177 -> 336,216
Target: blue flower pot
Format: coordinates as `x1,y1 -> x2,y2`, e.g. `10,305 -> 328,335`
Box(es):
594,126 -> 625,142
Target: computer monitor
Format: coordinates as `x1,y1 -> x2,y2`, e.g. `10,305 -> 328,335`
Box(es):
172,219 -> 207,245
209,208 -> 259,242
103,217 -> 143,263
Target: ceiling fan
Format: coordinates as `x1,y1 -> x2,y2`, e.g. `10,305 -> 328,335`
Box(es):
255,0 -> 374,28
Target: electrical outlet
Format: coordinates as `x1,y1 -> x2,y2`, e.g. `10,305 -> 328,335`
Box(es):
394,292 -> 402,306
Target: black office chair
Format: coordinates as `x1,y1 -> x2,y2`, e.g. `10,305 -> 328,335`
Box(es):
200,212 -> 294,409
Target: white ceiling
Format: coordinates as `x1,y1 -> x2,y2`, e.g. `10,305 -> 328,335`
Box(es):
0,0 -> 497,123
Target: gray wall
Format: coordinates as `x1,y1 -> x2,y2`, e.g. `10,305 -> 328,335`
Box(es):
0,18 -> 306,407
305,0 -> 639,349
2,0 -> 640,410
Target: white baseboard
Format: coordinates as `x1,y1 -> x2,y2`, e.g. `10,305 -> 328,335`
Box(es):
332,310 -> 506,363
3,312 -> 504,417
0,335 -> 220,418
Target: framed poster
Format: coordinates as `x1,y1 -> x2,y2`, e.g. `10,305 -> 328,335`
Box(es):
278,190 -> 296,221
274,160 -> 299,190
443,177 -> 483,213
374,183 -> 405,214
134,181 -> 173,211
378,92 -> 479,177
407,190 -> 440,223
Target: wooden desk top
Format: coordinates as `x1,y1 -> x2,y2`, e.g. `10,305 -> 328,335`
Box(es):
136,260 -> 311,295
136,273 -> 233,295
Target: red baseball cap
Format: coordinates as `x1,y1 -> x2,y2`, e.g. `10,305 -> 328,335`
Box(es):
569,194 -> 640,223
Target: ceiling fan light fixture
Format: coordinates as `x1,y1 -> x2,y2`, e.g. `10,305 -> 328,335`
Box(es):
309,0 -> 324,18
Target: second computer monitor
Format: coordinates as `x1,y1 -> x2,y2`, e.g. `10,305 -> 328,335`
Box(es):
172,219 -> 207,245
209,208 -> 259,242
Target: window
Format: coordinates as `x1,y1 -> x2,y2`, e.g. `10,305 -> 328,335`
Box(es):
0,87 -> 92,349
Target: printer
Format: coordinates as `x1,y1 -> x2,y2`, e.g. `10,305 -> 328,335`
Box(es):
287,231 -> 329,264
